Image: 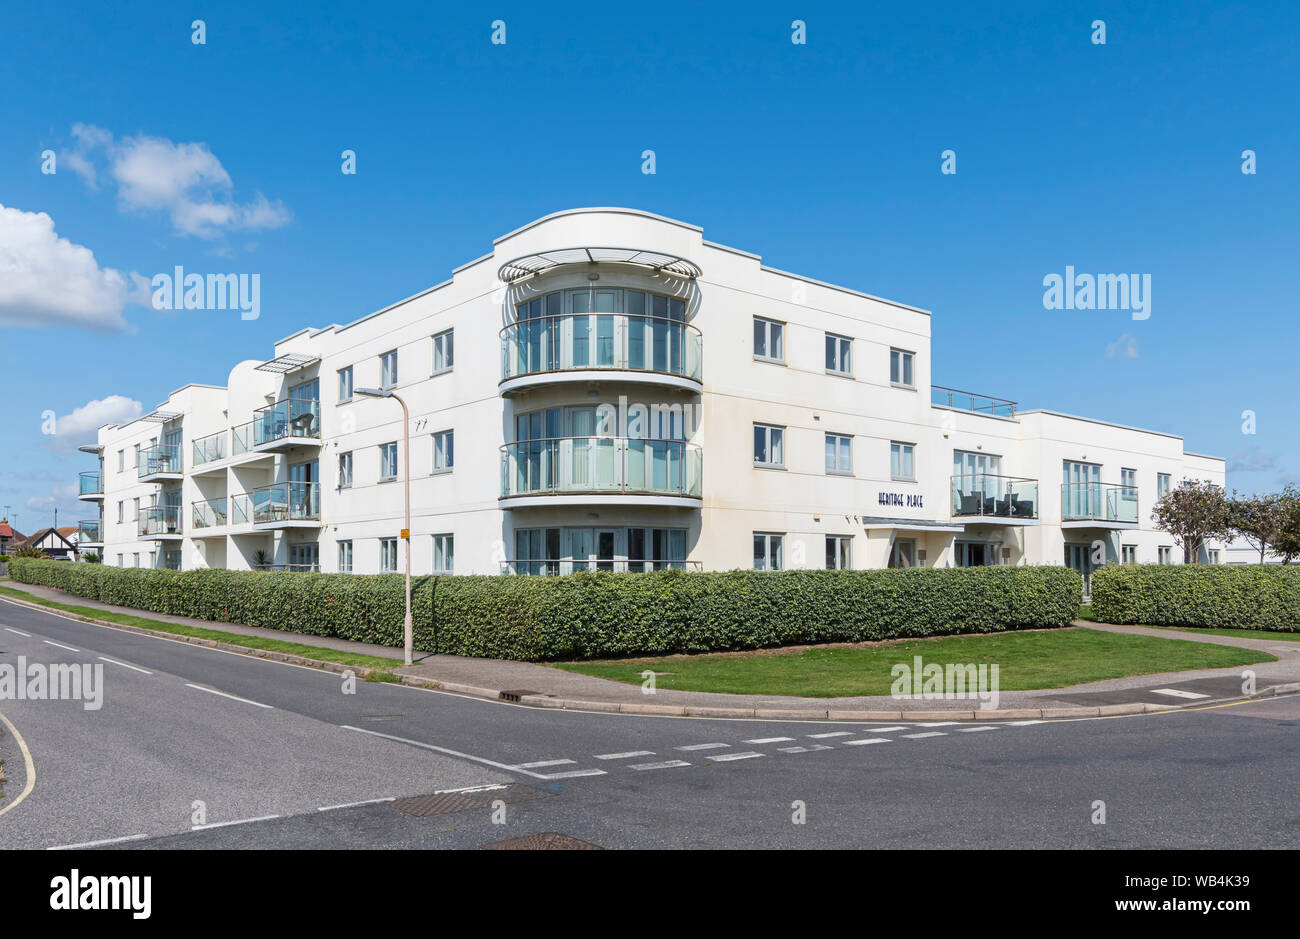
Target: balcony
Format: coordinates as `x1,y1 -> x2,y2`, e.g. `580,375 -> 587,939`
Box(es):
77,519 -> 102,546
931,385 -> 1017,419
501,559 -> 702,575
501,437 -> 702,508
138,444 -> 183,481
78,471 -> 104,500
192,431 -> 227,472
191,498 -> 229,535
1061,483 -> 1140,529
500,314 -> 702,395
252,563 -> 321,573
138,505 -> 183,540
251,398 -> 321,452
250,481 -> 321,528
951,475 -> 1039,524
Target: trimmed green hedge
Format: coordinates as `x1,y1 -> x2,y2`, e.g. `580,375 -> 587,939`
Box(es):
1091,564 -> 1300,631
7,559 -> 1081,661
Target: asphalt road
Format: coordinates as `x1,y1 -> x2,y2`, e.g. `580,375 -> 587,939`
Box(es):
1,597 -> 1297,850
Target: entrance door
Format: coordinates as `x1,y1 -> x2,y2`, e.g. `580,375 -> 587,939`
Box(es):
1065,543 -> 1094,598
596,529 -> 616,572
888,538 -> 917,568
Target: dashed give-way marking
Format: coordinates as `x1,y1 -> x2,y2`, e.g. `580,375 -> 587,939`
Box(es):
1151,688 -> 1212,699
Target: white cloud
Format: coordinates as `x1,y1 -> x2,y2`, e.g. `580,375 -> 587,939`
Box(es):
65,124 -> 292,239
1227,447 -> 1275,473
45,395 -> 144,452
0,203 -> 138,331
1105,333 -> 1139,360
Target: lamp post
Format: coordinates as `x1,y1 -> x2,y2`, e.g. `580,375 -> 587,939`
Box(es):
356,387 -> 413,666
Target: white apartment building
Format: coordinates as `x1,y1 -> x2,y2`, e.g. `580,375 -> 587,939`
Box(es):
75,207 -> 1226,594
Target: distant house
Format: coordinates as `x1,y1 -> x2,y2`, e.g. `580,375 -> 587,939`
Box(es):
9,527 -> 80,561
0,518 -> 25,555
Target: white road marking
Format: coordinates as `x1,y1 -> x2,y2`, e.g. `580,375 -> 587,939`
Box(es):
342,724 -> 554,779
5,627 -> 32,637
779,744 -> 832,753
98,656 -> 153,675
48,833 -> 151,850
842,737 -> 892,746
744,736 -> 794,744
192,814 -> 280,831
534,769 -> 607,779
1151,688 -> 1212,699
594,750 -> 655,760
901,732 -> 947,739
916,721 -> 959,727
514,759 -> 576,769
317,797 -> 396,812
807,731 -> 853,738
958,726 -> 999,732
1008,720 -> 1046,725
708,751 -> 764,762
185,683 -> 273,709
630,760 -> 691,771
43,640 -> 79,652
676,742 -> 730,751
860,726 -> 905,733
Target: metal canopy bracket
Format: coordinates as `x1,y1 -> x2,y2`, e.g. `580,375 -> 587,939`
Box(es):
497,247 -> 702,284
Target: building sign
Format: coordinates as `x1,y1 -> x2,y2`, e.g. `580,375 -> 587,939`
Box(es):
878,491 -> 924,508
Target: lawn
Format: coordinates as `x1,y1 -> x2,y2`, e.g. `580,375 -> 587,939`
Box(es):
552,627 -> 1275,697
1159,626 -> 1300,642
0,584 -> 402,670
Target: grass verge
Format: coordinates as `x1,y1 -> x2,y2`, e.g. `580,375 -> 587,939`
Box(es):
1156,626 -> 1300,642
553,627 -> 1274,697
0,584 -> 402,670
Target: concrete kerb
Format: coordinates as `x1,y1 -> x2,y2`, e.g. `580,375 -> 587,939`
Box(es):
0,592 -> 1292,723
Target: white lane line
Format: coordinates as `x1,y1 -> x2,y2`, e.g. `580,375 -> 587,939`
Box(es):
98,656 -> 153,675
860,726 -> 906,734
1151,688 -> 1212,699
342,724 -> 554,779
185,683 -> 273,709
317,797 -> 396,812
534,769 -> 607,780
5,627 -> 32,637
807,731 -> 853,739
915,721 -> 959,727
958,726 -> 999,733
630,760 -> 691,771
1008,720 -> 1046,725
779,744 -> 833,753
676,742 -> 730,751
514,759 -> 576,769
48,833 -> 151,850
708,751 -> 764,762
594,750 -> 655,760
43,639 -> 80,652
744,736 -> 794,744
842,737 -> 893,746
901,732 -> 947,739
191,814 -> 280,832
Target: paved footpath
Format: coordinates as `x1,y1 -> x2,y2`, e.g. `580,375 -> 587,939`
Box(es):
3,581 -> 1298,719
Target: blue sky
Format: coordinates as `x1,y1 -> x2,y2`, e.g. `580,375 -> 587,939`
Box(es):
1,0 -> 1296,533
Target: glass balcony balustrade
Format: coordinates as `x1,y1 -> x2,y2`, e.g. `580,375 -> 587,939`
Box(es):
192,431 -> 227,466
192,498 -> 229,529
253,397 -> 320,447
951,474 -> 1039,519
232,422 -> 254,456
1061,483 -> 1139,523
501,314 -> 702,383
77,519 -> 102,544
79,471 -> 103,496
931,385 -> 1017,418
500,559 -> 702,575
138,444 -> 182,477
501,437 -> 702,499
250,481 -> 321,524
138,504 -> 182,537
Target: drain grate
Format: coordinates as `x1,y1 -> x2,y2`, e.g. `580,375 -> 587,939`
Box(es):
482,832 -> 601,850
389,783 -> 545,817
499,689 -> 541,702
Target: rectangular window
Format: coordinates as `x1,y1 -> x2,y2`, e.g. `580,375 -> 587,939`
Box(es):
380,349 -> 398,388
380,442 -> 398,480
1157,473 -> 1172,500
117,501 -> 124,523
116,553 -> 123,567
825,333 -> 852,376
891,441 -> 916,481
117,450 -> 124,472
753,316 -> 785,363
432,430 -> 454,474
380,537 -> 398,573
890,348 -> 915,388
753,423 -> 785,468
1121,544 -> 1137,564
825,433 -> 852,474
338,540 -> 353,573
133,553 -> 140,568
753,532 -> 784,571
338,366 -> 353,402
338,451 -> 353,488
433,328 -> 454,374
433,533 -> 454,573
1158,546 -> 1172,565
826,535 -> 852,570
132,497 -> 140,522
1208,548 -> 1220,564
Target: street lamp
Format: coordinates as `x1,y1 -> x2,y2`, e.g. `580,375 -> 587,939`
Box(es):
355,386 -> 413,667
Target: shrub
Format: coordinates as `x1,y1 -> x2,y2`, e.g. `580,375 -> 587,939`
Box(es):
1091,564 -> 1300,631
11,545 -> 48,559
7,559 -> 1082,661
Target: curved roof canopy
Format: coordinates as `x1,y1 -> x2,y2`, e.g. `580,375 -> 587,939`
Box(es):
497,247 -> 701,284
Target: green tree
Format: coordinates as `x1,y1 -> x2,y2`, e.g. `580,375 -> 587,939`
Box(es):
1271,486 -> 1300,564
1228,490 -> 1286,564
1151,479 -> 1232,564
11,545 -> 48,559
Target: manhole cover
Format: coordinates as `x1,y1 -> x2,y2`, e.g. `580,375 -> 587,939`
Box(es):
389,784 -> 544,817
482,832 -> 601,850
499,689 -> 540,702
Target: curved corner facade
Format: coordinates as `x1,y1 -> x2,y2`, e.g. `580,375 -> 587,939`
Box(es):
79,207 -> 1226,587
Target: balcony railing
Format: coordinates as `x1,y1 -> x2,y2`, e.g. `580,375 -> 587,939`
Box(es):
501,314 -> 702,383
951,474 -> 1039,519
77,519 -> 102,544
501,559 -> 702,575
138,504 -> 183,537
79,471 -> 103,496
931,385 -> 1017,418
1061,483 -> 1139,523
253,397 -> 320,447
138,444 -> 182,477
192,498 -> 229,529
250,481 -> 321,525
232,421 -> 254,456
192,431 -> 227,466
252,563 -> 321,573
501,437 -> 702,499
